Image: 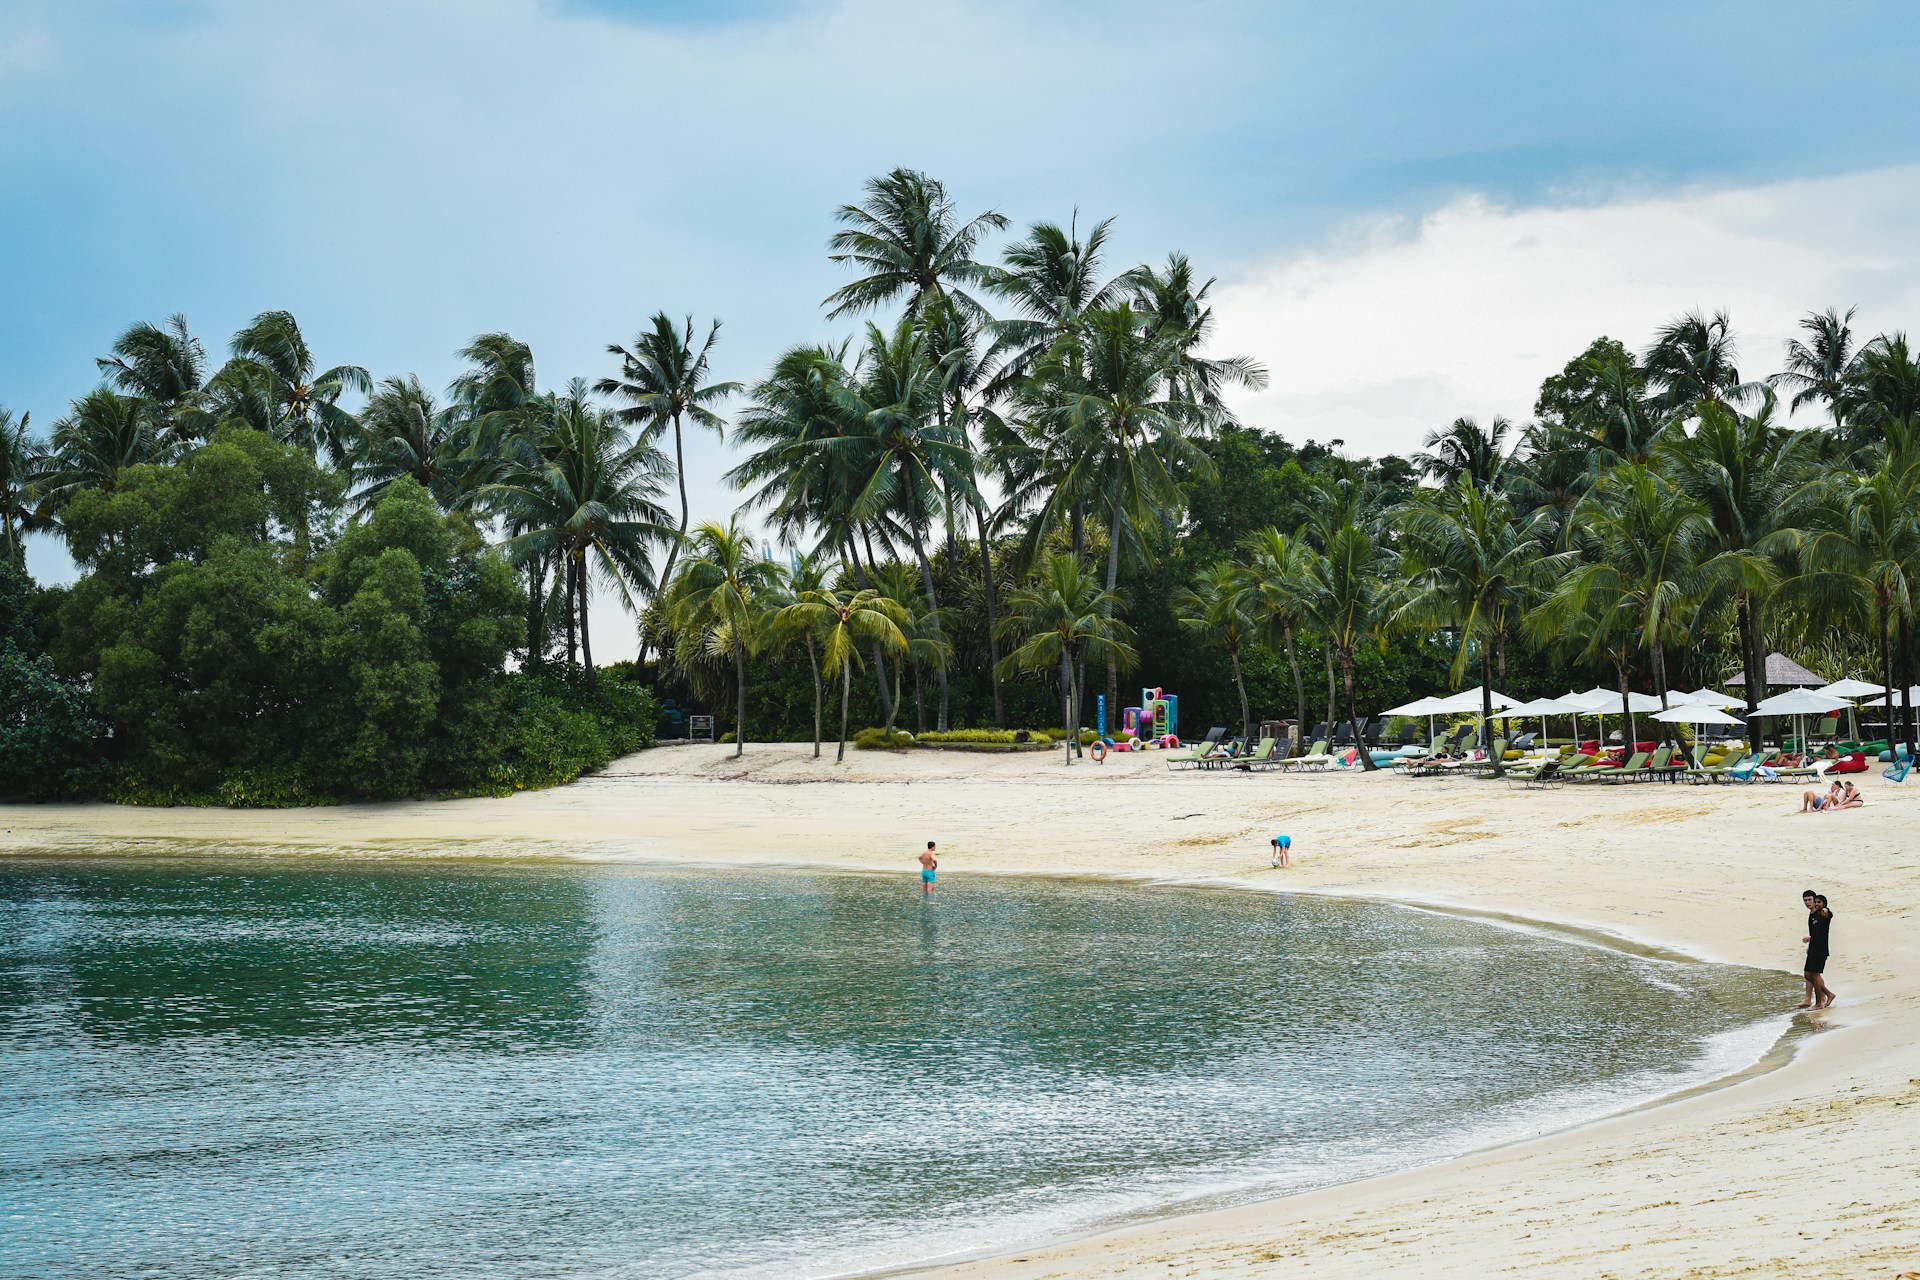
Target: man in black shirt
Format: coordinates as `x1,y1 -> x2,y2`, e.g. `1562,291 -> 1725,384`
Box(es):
1799,889 -> 1835,1009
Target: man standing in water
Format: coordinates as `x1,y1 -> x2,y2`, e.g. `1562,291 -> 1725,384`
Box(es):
1800,889 -> 1835,1009
919,841 -> 938,897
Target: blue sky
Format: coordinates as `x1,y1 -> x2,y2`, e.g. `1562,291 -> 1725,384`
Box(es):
6,0 -> 1919,645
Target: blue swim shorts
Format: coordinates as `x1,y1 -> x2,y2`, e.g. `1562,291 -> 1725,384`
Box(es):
921,868 -> 936,883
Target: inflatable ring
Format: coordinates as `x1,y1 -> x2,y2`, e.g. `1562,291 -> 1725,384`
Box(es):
1089,740 -> 1108,763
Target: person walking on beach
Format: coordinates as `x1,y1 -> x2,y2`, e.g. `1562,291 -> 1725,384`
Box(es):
919,841 -> 938,897
1799,890 -> 1835,1009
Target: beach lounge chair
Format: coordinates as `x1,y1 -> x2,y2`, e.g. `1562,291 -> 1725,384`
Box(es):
1197,738 -> 1246,771
1165,728 -> 1226,770
1230,737 -> 1279,771
1690,752 -> 1753,784
1519,758 -> 1565,789
1884,757 -> 1912,782
1291,739 -> 1334,771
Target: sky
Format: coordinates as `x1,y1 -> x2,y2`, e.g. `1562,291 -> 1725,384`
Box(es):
5,0 -> 1919,658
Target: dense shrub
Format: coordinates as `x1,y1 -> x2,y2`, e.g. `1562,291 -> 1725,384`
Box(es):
853,727 -> 915,750
914,728 -> 1054,746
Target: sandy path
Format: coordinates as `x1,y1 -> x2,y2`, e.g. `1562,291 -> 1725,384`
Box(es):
5,743 -> 1918,1278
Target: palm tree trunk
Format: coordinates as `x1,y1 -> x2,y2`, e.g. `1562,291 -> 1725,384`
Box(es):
837,659 -> 851,763
733,640 -> 747,759
1902,615 -> 1916,756
847,539 -> 895,724
1739,594 -> 1766,748
974,502 -> 1006,728
914,664 -> 926,734
1618,661 -> 1636,749
1879,600 -> 1894,749
527,557 -> 546,667
1104,500 -> 1123,739
565,556 -> 578,665
646,408 -> 690,666
807,633 -> 822,759
579,558 -> 595,693
1284,624 -> 1306,751
1059,649 -> 1075,766
1324,645 -> 1337,740
1230,649 -> 1251,742
1481,647 -> 1498,776
1342,653 -> 1376,771
910,536 -> 951,732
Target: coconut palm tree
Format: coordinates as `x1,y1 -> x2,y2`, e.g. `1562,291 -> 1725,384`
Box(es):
41,389 -> 169,508
833,319 -> 979,729
763,551 -> 837,757
0,408 -> 45,569
996,554 -> 1136,765
1299,522 -> 1395,770
1771,307 -> 1859,425
351,376 -> 464,513
1174,562 -> 1259,740
1396,479 -> 1559,765
1848,332 -> 1920,444
215,310 -> 370,461
1655,395 -> 1820,721
598,314 -> 742,646
491,382 -> 674,690
775,583 -> 909,763
665,519 -> 783,757
96,314 -> 208,441
822,168 -> 1008,323
1643,309 -> 1757,415
1240,527 -> 1317,736
1122,251 -> 1269,411
984,214 -> 1126,397
1411,416 -> 1514,491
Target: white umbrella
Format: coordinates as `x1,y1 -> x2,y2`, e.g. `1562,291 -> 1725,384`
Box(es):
1381,695 -> 1449,747
1753,689 -> 1851,752
1858,686 -> 1920,707
1680,687 -> 1746,709
1814,680 -> 1882,740
1502,696 -> 1584,746
1652,703 -> 1741,754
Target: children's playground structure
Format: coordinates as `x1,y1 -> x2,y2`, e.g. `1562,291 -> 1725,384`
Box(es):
1101,687 -> 1180,752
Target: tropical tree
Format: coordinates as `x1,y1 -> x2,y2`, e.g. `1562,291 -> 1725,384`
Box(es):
1656,396 -> 1820,720
0,409 -> 43,569
1123,251 -> 1269,411
1771,307 -> 1859,425
1411,416 -> 1514,491
598,313 -> 741,641
214,310 -> 370,461
1643,309 -> 1756,414
1240,527 -> 1317,736
41,389 -> 170,508
1849,332 -> 1920,443
775,582 -> 908,762
491,382 -> 674,689
1174,562 -> 1258,739
996,554 -> 1135,765
665,519 -> 782,757
822,168 -> 1008,323
984,214 -> 1125,396
351,376 -> 463,512
1396,479 -> 1557,762
96,314 -> 207,441
1300,521 -> 1395,770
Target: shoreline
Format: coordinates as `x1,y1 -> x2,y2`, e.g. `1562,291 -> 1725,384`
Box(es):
4,744 -> 1916,1277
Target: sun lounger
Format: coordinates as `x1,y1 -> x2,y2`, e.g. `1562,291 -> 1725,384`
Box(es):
1230,737 -> 1279,771
1289,740 -> 1334,771
1165,728 -> 1227,770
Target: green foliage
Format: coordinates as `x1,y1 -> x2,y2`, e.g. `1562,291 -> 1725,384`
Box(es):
913,728 -> 1053,745
853,726 -> 915,749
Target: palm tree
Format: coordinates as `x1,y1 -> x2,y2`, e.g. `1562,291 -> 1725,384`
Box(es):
491,382 -> 675,690
1771,307 -> 1859,426
666,519 -> 783,757
996,554 -> 1136,765
1643,309 -> 1756,414
764,552 -> 835,757
833,319 -> 978,730
822,168 -> 1008,323
1174,563 -> 1258,739
598,314 -> 742,649
1240,528 -> 1317,736
42,389 -> 169,508
1300,522 -> 1394,770
1543,465 -> 1725,739
217,310 -> 370,461
96,314 -> 207,441
1396,479 -> 1558,765
1411,416 -> 1514,491
351,376 -> 463,512
984,214 -> 1125,397
1656,395 -> 1820,722
1848,332 -> 1920,444
1122,252 -> 1269,411
775,583 -> 909,763
0,408 -> 45,569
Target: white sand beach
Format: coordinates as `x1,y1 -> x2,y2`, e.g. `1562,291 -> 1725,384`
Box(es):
4,746 -> 1917,1278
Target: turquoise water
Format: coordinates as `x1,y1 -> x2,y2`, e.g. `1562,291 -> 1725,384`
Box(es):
0,857 -> 1785,1278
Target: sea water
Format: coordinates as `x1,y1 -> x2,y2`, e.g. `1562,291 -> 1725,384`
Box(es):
0,857 -> 1787,1278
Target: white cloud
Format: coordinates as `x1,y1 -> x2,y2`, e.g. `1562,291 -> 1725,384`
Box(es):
1212,165 -> 1920,457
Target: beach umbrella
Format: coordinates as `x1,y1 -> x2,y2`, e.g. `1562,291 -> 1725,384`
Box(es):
1424,687 -> 1518,744
1858,685 -> 1920,706
1814,679 -> 1883,740
1651,703 -> 1741,753
1729,652 -> 1825,688
1502,695 -> 1584,746
1752,688 -> 1851,752
1679,688 -> 1745,709
1381,695 -> 1448,746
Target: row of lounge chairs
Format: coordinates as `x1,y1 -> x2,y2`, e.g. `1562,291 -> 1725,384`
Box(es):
1165,729 -> 1336,773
